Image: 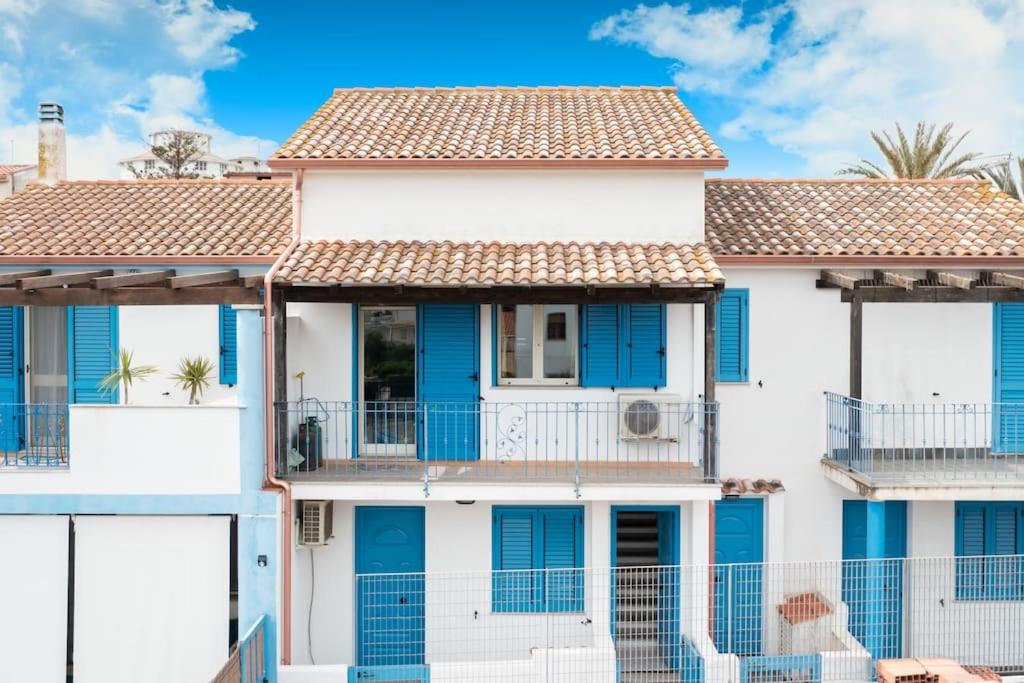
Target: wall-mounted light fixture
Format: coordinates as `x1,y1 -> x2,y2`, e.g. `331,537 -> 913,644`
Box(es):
257,554 -> 268,567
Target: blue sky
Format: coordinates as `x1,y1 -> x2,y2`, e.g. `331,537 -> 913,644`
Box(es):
1,1 -> 1022,178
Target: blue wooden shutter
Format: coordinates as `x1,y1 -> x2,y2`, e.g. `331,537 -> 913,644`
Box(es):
622,304 -> 666,388
956,503 -> 987,599
542,508 -> 583,611
493,508 -> 538,612
219,304 -> 238,385
716,289 -> 749,382
0,307 -> 24,451
990,504 -> 1022,599
580,305 -> 621,387
994,304 -> 1024,451
69,306 -> 118,404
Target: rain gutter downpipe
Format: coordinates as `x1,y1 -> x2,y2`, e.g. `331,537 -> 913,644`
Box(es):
263,167 -> 303,665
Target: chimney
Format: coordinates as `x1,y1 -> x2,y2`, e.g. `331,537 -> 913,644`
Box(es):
38,103 -> 67,185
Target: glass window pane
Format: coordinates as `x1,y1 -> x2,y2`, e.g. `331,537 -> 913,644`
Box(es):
362,308 -> 416,445
499,305 -> 533,379
30,306 -> 68,404
542,305 -> 576,379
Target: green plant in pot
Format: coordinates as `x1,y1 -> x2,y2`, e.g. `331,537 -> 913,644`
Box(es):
170,356 -> 215,405
100,348 -> 158,405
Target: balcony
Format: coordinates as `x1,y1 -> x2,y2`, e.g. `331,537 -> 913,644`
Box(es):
823,392 -> 1024,496
333,555 -> 1024,683
0,402 -> 242,497
274,400 -> 717,495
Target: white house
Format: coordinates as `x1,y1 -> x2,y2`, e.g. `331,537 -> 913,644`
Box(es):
118,130 -> 269,179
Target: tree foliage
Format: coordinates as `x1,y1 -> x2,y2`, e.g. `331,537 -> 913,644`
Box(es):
837,122 -> 982,179
130,130 -> 206,179
974,156 -> 1024,201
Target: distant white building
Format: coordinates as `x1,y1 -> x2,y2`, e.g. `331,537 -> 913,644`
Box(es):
0,164 -> 36,199
118,130 -> 268,179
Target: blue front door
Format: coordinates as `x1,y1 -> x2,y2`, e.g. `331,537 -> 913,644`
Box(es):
355,507 -> 426,667
418,304 -> 479,461
714,498 -> 764,655
842,500 -> 907,660
994,304 -> 1024,451
0,307 -> 24,452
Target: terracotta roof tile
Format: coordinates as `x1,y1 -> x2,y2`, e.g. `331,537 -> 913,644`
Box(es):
720,478 -> 785,496
0,179 -> 293,258
0,164 -> 34,182
275,240 -> 722,287
705,179 -> 1024,258
273,86 -> 725,163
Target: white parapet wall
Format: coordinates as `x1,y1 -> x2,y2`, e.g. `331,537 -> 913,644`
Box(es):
0,404 -> 242,495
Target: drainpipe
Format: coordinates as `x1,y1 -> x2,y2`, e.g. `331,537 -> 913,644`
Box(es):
708,501 -> 716,639
263,167 -> 303,665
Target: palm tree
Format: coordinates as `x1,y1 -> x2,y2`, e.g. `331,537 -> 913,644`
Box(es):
838,122 -> 982,179
974,155 -> 1023,200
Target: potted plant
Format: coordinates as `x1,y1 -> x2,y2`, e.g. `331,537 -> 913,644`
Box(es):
100,348 -> 158,405
170,356 -> 215,405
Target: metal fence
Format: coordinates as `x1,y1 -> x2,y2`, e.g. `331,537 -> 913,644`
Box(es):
276,399 -> 717,491
825,392 -> 1024,482
349,556 -> 1024,682
210,615 -> 267,683
0,403 -> 70,468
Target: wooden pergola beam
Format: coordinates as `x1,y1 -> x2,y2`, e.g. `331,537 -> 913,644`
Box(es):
991,272 -> 1024,289
927,271 -> 975,290
875,270 -> 917,291
0,269 -> 51,286
278,284 -> 719,305
818,270 -> 860,289
91,270 -> 176,289
0,286 -> 260,306
167,269 -> 239,289
16,269 -> 113,290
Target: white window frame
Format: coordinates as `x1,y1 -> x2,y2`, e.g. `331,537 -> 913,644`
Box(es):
498,304 -> 578,387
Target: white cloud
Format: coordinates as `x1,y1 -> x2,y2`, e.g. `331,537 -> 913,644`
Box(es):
0,0 -> 275,177
593,0 -> 1024,175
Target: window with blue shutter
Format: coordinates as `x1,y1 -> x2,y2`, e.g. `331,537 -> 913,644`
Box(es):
0,307 -> 24,451
580,304 -> 666,388
716,289 -> 749,382
219,304 -> 238,385
955,502 -> 1024,600
68,306 -> 118,404
492,506 -> 583,612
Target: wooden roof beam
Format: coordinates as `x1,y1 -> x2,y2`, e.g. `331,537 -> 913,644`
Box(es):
0,270 -> 51,286
91,270 -> 176,289
167,269 -> 239,289
992,272 -> 1024,289
875,270 -> 917,291
927,271 -> 974,290
819,270 -> 860,289
17,269 -> 113,290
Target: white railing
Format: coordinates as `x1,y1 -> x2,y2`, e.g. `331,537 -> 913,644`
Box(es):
825,392 -> 1024,482
348,556 -> 1024,682
276,400 -> 717,492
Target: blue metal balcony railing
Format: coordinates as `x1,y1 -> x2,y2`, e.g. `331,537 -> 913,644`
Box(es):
825,392 -> 1024,482
210,615 -> 267,683
275,399 -> 718,491
0,403 -> 70,468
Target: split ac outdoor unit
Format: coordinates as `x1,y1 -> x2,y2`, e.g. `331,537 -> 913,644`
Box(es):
299,500 -> 334,546
618,393 -> 681,440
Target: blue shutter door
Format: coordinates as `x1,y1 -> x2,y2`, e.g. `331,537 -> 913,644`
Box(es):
542,508 -> 583,611
716,290 -> 748,382
219,305 -> 238,385
956,503 -> 987,599
580,305 -> 621,386
417,304 -> 479,461
493,508 -> 537,612
624,304 -> 666,387
0,307 -> 24,451
994,304 -> 1024,451
69,306 -> 118,404
990,503 -> 1020,599
713,498 -> 764,655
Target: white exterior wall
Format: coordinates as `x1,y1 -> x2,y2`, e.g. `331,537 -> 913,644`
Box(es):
300,169 -> 706,244
717,267 -> 995,563
290,499 -> 703,668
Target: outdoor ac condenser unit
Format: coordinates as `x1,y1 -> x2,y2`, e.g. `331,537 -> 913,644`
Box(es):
299,500 -> 334,546
618,393 -> 681,440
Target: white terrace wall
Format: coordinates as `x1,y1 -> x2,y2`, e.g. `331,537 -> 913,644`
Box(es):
300,169 -> 706,244
717,267 -> 994,564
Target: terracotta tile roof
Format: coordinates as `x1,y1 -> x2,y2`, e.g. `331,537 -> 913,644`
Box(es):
275,240 -> 722,287
0,179 -> 293,259
777,592 -> 832,625
272,86 -> 725,164
720,478 -> 785,496
0,164 -> 34,182
705,179 -> 1024,258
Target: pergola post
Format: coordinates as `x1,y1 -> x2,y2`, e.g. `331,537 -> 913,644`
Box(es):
850,295 -> 863,400
704,290 -> 718,481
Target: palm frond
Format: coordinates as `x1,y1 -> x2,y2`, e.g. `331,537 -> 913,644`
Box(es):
839,121 -> 982,179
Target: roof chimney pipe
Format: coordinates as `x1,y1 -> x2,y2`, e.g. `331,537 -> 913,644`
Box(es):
38,103 -> 66,185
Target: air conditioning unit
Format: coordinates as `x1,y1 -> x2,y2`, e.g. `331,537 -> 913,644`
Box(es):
299,500 -> 334,546
618,393 -> 681,441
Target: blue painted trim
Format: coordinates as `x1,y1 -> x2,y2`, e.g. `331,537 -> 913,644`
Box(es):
351,303 -> 359,459
0,494 -> 242,514
740,655 -> 821,683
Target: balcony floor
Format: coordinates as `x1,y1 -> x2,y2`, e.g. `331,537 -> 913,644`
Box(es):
822,453 -> 1024,500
